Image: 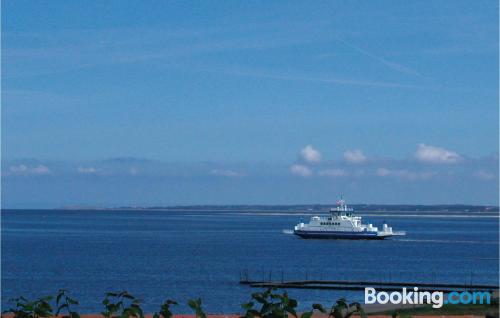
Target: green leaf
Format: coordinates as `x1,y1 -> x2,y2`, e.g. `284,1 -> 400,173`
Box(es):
312,304 -> 326,313
70,312 -> 80,318
285,307 -> 297,318
300,312 -> 313,318
260,303 -> 272,315
252,295 -> 266,304
56,303 -> 69,315
358,308 -> 367,318
187,300 -> 197,309
271,308 -> 285,318
331,307 -> 344,318
246,309 -> 260,318
336,299 -> 348,309
56,291 -> 65,305
68,298 -> 79,305
241,302 -> 254,310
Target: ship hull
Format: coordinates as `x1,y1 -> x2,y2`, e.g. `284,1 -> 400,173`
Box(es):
293,230 -> 389,240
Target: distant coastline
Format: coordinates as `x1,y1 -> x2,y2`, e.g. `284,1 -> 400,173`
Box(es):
52,204 -> 500,212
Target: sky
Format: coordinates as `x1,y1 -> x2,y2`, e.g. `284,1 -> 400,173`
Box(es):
2,1 -> 499,208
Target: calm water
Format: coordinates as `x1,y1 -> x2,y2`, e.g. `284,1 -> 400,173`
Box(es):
1,209 -> 498,313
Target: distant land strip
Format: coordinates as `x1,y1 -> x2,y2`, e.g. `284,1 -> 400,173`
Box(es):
54,204 -> 499,212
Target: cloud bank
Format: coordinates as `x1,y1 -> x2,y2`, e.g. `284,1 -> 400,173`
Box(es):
343,149 -> 367,164
290,164 -> 313,177
210,169 -> 246,177
9,164 -> 50,175
415,144 -> 462,164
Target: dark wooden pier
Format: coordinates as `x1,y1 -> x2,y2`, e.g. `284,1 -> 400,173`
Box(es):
239,279 -> 499,292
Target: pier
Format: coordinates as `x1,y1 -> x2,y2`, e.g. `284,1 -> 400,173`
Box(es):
239,278 -> 499,292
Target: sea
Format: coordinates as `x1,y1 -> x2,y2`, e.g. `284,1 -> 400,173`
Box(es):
1,209 -> 498,313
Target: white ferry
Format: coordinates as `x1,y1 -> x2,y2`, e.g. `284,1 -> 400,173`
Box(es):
293,198 -> 406,239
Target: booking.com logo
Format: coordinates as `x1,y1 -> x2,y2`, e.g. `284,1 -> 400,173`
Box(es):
365,287 -> 491,308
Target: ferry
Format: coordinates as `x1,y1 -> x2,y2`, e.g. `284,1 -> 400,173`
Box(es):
293,198 -> 406,239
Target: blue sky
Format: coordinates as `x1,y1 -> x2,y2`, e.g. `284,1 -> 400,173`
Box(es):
2,1 -> 498,208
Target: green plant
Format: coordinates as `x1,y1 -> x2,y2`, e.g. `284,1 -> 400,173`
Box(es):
299,303 -> 327,318
55,290 -> 80,318
241,288 -> 316,318
101,291 -> 144,318
3,296 -> 54,318
328,298 -> 366,318
188,298 -> 207,318
153,300 -> 178,318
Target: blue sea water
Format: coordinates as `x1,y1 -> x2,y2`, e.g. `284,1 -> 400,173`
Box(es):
1,209 -> 498,313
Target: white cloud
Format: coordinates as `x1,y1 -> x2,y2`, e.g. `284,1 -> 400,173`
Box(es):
9,165 -> 28,173
376,168 -> 435,181
300,145 -> 322,164
210,169 -> 246,177
77,166 -> 98,174
318,169 -> 349,177
343,149 -> 367,163
9,164 -> 50,175
31,165 -> 50,174
473,170 -> 496,180
415,144 -> 462,164
290,164 -> 313,177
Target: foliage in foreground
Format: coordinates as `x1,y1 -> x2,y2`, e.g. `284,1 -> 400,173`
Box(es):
240,288 -> 365,318
2,288 -> 365,318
